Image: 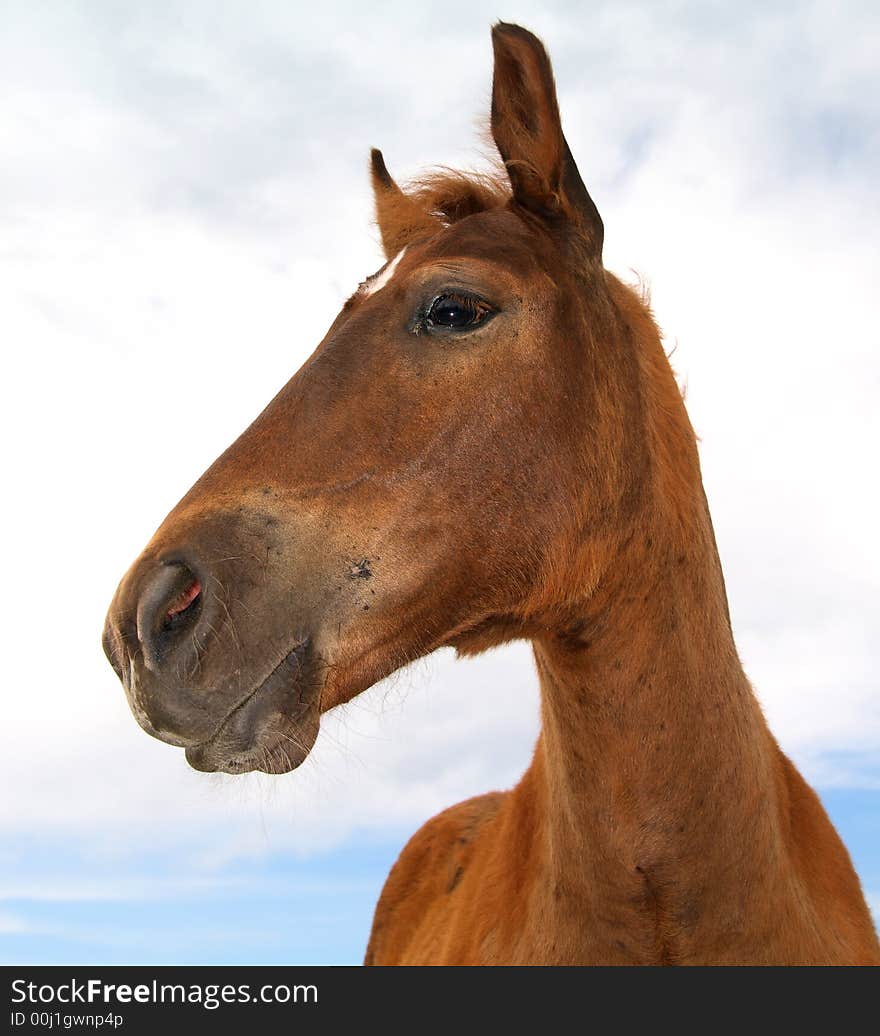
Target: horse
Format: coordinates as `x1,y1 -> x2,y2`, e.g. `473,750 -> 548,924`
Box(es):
102,23 -> 879,965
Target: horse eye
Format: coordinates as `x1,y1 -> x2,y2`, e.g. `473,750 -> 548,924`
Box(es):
425,293 -> 492,331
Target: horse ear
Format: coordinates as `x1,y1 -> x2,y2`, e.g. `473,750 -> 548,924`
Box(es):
370,148 -> 436,259
490,23 -> 603,260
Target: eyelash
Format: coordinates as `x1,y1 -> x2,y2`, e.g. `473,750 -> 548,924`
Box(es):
416,292 -> 496,334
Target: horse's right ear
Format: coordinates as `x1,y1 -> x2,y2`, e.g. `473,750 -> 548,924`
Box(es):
490,23 -> 603,261
370,148 -> 436,260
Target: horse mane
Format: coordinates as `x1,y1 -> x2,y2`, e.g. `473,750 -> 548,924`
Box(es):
406,167 -> 511,223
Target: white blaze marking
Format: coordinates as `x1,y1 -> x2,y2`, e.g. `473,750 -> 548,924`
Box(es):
360,246 -> 407,298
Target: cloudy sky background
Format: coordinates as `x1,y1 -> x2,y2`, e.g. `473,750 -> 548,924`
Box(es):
1,0 -> 878,963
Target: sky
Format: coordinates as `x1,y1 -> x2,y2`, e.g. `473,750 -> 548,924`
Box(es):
1,0 -> 878,963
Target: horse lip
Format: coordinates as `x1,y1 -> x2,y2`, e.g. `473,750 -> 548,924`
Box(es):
186,637 -> 314,761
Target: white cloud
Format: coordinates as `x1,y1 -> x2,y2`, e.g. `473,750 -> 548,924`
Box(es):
0,643 -> 539,862
0,913 -> 32,936
1,0 -> 878,870
0,873 -> 376,902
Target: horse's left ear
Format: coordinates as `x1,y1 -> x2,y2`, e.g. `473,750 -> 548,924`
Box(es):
370,148 -> 436,260
490,23 -> 603,261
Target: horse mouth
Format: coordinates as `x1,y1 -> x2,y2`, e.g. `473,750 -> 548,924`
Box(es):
184,639 -> 322,775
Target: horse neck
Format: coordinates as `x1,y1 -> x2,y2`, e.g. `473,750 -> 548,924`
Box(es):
532,509 -> 779,877
528,288 -> 785,923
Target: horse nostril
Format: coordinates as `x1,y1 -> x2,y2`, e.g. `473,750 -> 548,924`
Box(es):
162,577 -> 202,631
136,562 -> 205,671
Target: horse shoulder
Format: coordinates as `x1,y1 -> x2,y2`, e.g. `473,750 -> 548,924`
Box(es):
775,750 -> 880,963
364,790 -> 505,965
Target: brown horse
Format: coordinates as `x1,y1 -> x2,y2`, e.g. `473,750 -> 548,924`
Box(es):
103,23 -> 879,965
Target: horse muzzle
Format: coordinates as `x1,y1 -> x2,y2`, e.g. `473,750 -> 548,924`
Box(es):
102,510 -> 324,774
